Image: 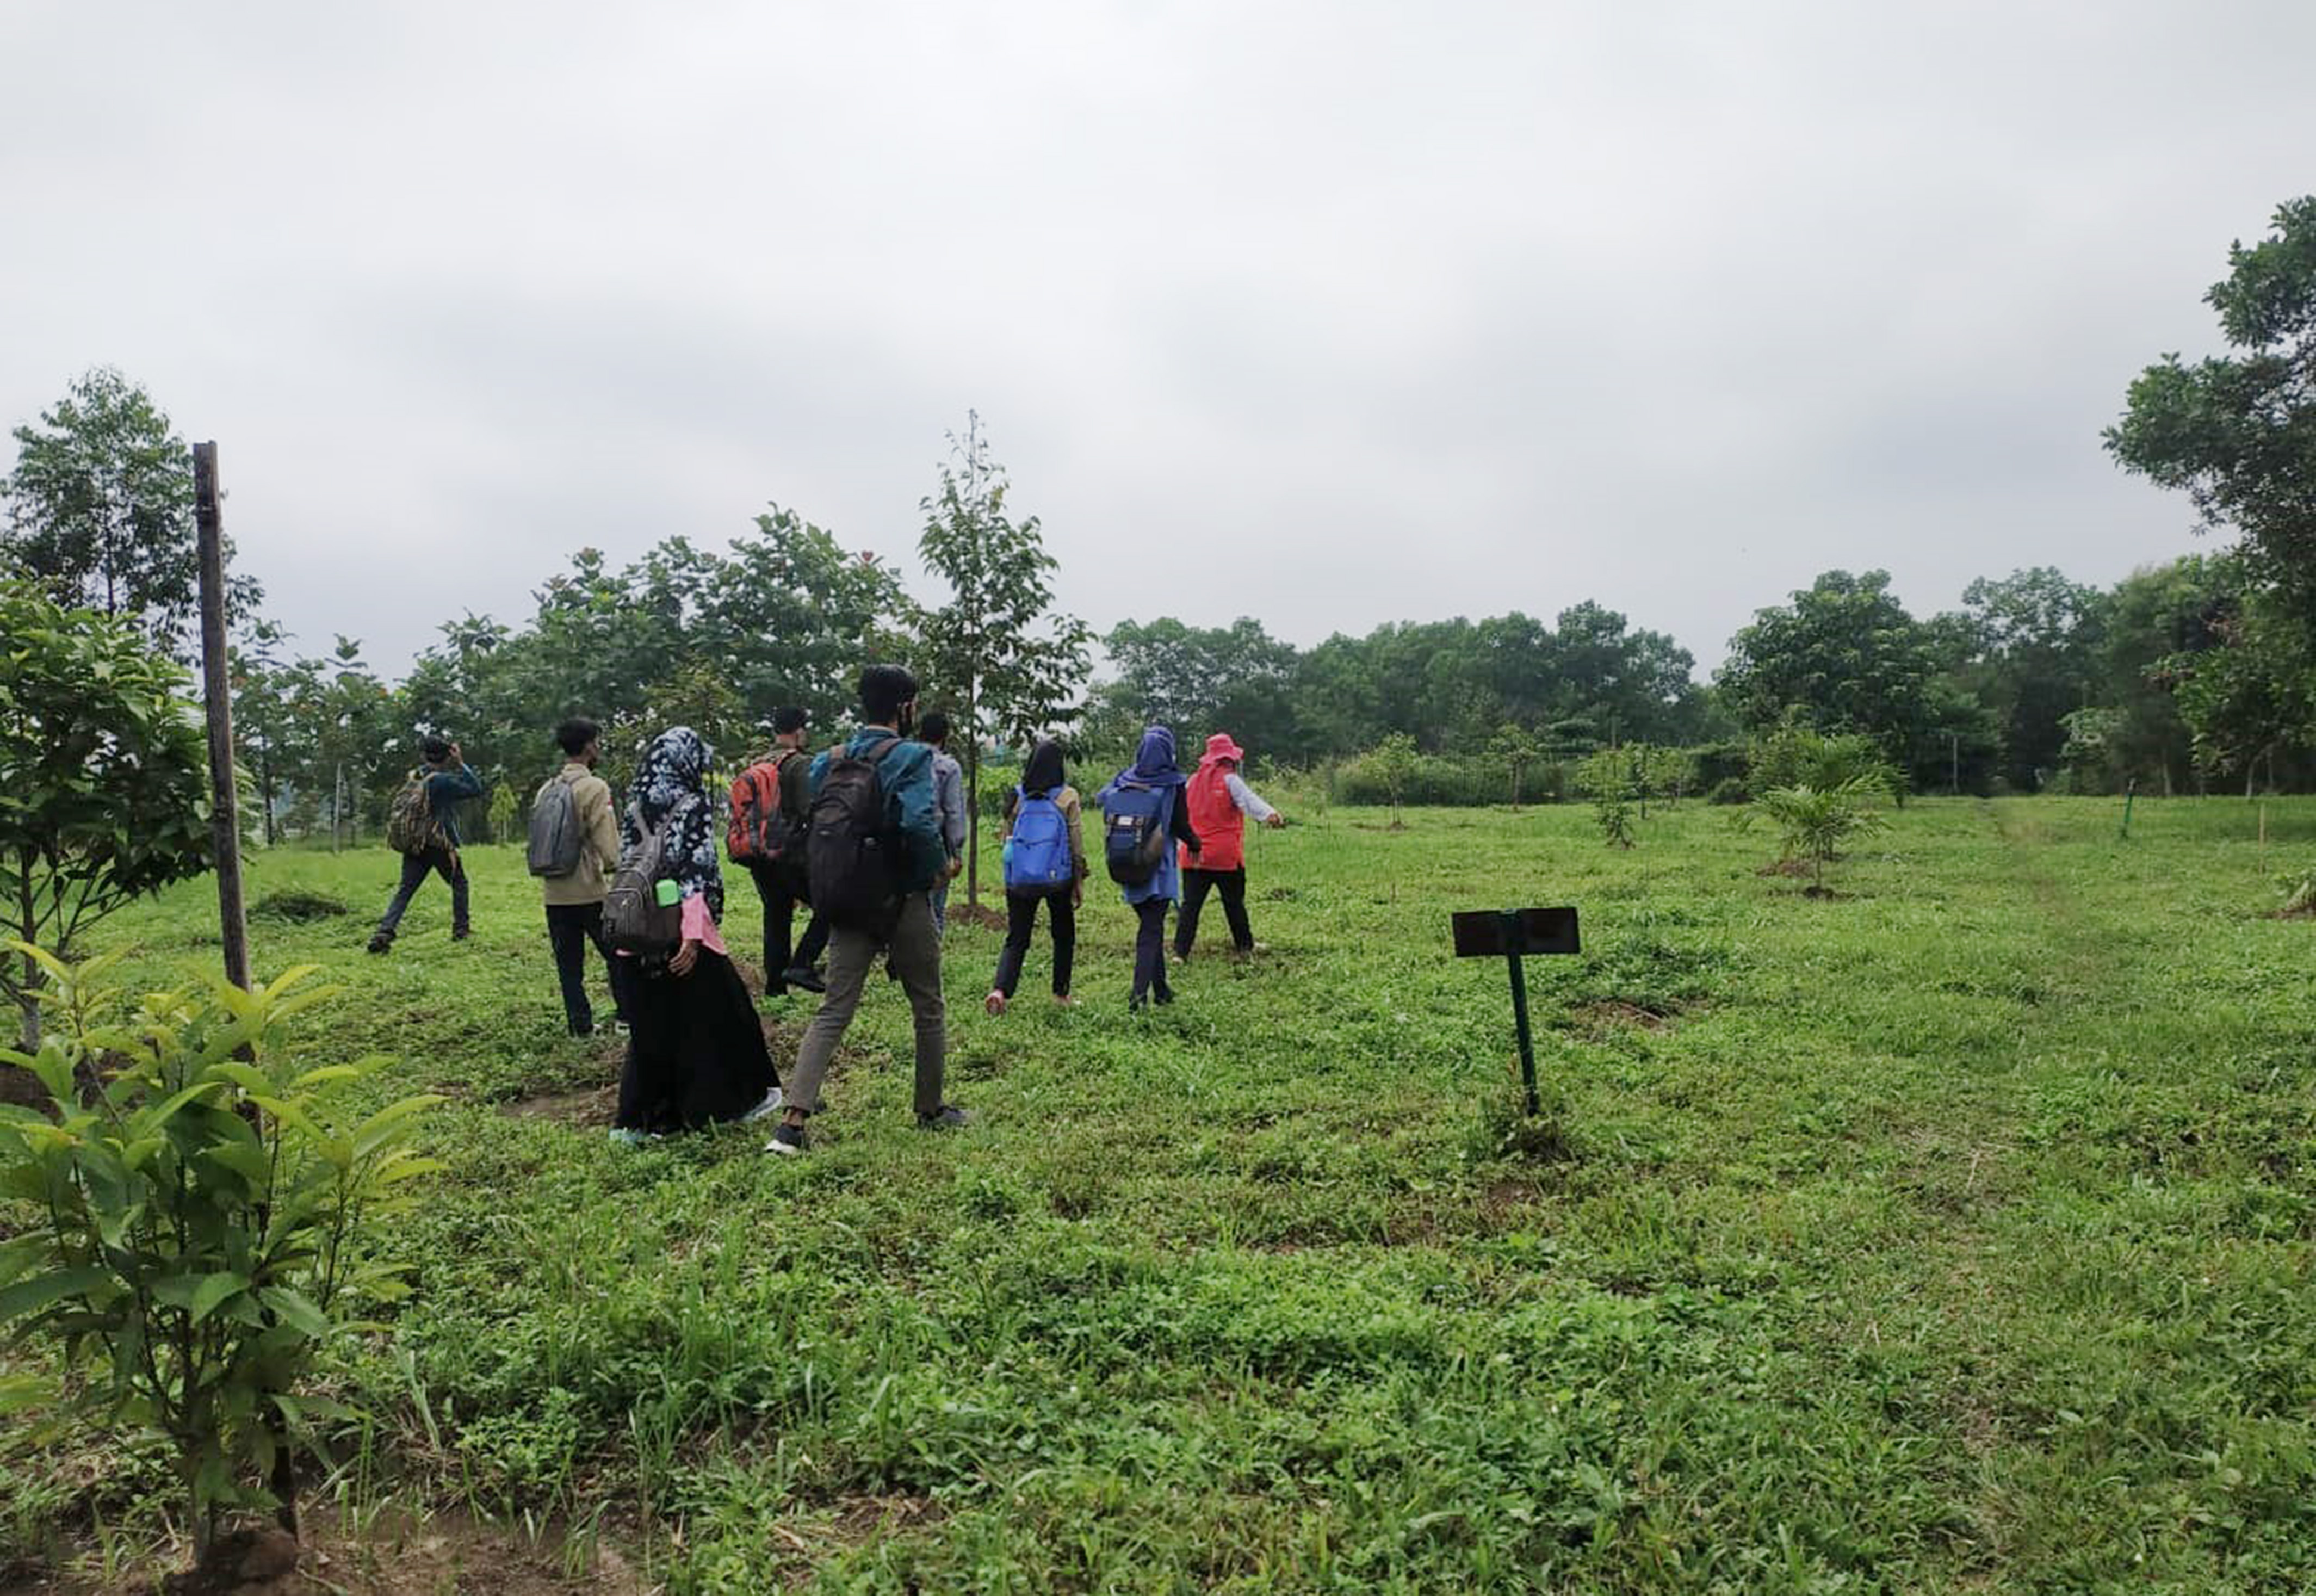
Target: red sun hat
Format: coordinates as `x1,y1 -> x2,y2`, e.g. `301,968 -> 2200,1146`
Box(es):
1201,732 -> 1246,764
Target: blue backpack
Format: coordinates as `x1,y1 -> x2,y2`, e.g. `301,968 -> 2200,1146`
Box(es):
1102,781 -> 1171,886
1004,788 -> 1073,892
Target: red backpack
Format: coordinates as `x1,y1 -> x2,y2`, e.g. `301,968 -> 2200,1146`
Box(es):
727,750 -> 800,865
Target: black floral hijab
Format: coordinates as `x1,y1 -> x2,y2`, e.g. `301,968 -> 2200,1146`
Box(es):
622,726 -> 723,918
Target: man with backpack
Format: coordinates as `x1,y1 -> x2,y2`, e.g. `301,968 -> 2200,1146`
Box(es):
529,716 -> 631,1036
728,707 -> 829,999
368,734 -> 486,953
767,665 -> 968,1156
920,710 -> 969,935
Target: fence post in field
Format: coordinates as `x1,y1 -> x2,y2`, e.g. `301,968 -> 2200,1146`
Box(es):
193,443 -> 250,993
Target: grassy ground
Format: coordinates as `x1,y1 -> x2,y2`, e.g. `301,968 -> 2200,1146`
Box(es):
5,795 -> 2316,1593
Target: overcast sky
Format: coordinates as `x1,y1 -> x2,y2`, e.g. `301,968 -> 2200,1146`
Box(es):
5,1 -> 2312,679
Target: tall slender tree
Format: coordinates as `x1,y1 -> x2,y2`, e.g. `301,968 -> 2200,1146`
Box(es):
2,368 -> 260,657
917,413 -> 1091,907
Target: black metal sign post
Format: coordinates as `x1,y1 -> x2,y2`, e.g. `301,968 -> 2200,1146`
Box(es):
1452,907 -> 1580,1115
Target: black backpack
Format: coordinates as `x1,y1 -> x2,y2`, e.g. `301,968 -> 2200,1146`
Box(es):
1103,780 -> 1172,886
603,802 -> 684,957
806,735 -> 905,931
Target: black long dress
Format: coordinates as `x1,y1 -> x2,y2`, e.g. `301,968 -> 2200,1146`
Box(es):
614,950 -> 776,1134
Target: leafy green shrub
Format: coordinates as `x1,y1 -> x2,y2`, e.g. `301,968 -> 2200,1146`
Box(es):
0,582 -> 214,1048
1706,777 -> 1749,805
0,945 -> 441,1557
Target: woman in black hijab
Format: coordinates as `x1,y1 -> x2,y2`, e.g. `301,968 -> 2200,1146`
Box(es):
984,739 -> 1088,1014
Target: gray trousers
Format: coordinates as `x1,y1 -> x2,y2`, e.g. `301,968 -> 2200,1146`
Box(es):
785,892 -> 946,1118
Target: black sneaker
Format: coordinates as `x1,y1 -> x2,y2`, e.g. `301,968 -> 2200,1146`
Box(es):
916,1104 -> 972,1131
781,965 -> 827,994
453,926 -> 473,941
366,936 -> 391,955
765,1122 -> 808,1156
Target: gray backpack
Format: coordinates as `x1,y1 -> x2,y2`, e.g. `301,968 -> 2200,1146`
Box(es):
526,772 -> 584,878
603,802 -> 683,957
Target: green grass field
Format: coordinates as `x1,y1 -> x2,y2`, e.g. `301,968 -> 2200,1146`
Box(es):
7,796 -> 2316,1593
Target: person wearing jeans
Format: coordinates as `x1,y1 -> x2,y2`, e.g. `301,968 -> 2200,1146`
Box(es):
538,715 -> 633,1036
369,734 -> 484,952
768,665 -> 969,1156
1174,732 -> 1286,960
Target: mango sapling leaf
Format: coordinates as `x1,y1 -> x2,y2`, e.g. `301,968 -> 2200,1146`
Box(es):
0,943 -> 439,1557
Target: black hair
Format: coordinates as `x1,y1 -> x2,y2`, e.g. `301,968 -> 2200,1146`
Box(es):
859,664 -> 919,723
919,710 -> 951,745
420,734 -> 452,765
772,705 -> 808,735
554,716 -> 600,757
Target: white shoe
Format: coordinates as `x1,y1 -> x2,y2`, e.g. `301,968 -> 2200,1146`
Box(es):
741,1086 -> 785,1123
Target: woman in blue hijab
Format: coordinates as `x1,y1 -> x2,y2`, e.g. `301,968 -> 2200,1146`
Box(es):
1095,727 -> 1204,1009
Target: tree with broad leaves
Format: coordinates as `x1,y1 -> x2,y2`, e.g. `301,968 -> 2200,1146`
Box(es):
0,580 -> 213,1050
2,369 -> 261,658
2106,197 -> 2316,629
1717,570 -> 1936,769
916,413 -> 1091,907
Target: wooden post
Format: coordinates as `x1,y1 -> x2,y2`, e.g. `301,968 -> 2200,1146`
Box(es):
197,444 -> 300,1541
193,443 -> 250,993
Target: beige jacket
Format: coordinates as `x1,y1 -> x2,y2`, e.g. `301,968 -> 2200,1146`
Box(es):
998,783 -> 1089,884
539,762 -> 622,905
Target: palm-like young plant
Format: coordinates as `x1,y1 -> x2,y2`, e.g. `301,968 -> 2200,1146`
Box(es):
1754,775 -> 1891,890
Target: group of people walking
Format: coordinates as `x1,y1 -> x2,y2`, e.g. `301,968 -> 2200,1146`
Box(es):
364,664 -> 1285,1154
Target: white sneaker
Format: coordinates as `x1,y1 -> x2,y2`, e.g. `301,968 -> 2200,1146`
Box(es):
741,1086 -> 785,1123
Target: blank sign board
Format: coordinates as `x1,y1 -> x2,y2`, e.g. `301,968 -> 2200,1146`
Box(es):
1450,907 -> 1580,958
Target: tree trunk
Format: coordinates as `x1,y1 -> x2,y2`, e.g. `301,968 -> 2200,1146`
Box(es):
14,861 -> 38,1050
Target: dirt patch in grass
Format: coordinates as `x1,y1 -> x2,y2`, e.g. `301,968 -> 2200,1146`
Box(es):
499,1081 -> 620,1127
13,1506 -> 648,1596
945,903 -> 1008,933
250,890 -> 349,923
754,1493 -> 944,1582
1571,998 -> 1692,1033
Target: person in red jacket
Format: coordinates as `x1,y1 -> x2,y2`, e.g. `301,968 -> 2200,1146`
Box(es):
1173,732 -> 1285,961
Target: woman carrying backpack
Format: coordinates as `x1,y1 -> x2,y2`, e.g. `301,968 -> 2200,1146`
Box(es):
610,727 -> 780,1141
1095,727 -> 1203,1011
984,739 -> 1087,1015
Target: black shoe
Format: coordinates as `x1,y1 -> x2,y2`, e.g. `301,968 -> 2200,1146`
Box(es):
765,1122 -> 808,1156
453,926 -> 473,941
916,1104 -> 971,1131
366,936 -> 391,955
781,965 -> 826,994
